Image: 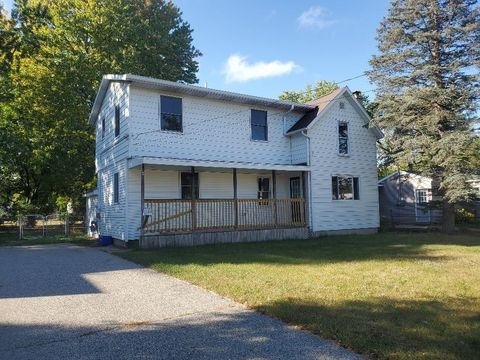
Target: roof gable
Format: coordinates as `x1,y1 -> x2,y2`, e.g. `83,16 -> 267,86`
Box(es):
286,87 -> 383,139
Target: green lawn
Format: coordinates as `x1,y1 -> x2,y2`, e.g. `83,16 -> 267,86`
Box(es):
0,230 -> 95,247
120,232 -> 480,360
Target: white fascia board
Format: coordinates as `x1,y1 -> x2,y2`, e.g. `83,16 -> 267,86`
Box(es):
128,157 -> 310,172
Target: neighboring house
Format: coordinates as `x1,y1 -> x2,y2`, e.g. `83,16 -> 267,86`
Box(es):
378,171 -> 480,224
88,74 -> 383,247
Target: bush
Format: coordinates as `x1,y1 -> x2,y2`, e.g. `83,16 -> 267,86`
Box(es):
455,208 -> 475,224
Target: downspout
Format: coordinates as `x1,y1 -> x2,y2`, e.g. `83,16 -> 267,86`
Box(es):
301,129 -> 313,233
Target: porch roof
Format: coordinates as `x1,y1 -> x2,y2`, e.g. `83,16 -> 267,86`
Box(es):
128,157 -> 309,172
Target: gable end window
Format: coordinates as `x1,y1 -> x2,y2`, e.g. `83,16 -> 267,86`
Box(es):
161,96 -> 183,132
332,176 -> 359,200
181,172 -> 199,199
114,105 -> 120,137
251,110 -> 268,141
338,122 -> 348,155
101,117 -> 105,139
113,173 -> 119,203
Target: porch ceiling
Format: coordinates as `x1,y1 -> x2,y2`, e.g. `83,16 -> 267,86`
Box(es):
128,157 -> 309,172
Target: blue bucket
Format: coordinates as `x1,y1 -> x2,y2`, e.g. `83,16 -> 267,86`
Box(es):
99,235 -> 113,246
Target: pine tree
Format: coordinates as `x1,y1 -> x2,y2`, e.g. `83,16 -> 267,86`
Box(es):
369,0 -> 480,232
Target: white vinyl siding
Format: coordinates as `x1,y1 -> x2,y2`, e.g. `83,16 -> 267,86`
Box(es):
94,82 -> 129,240
290,133 -> 308,164
308,94 -> 379,232
128,87 -> 302,165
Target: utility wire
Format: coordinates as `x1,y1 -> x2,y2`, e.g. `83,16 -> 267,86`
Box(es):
130,72 -> 374,140
131,88 -> 377,141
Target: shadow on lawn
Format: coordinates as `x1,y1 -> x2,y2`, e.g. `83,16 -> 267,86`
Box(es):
130,233 -> 480,267
258,297 -> 480,360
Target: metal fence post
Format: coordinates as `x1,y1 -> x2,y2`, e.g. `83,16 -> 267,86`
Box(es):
18,216 -> 23,240
65,215 -> 69,236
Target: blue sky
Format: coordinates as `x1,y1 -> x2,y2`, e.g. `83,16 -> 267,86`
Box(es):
2,0 -> 391,99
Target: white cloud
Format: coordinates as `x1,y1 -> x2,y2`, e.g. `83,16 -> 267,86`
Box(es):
223,55 -> 300,83
298,6 -> 336,29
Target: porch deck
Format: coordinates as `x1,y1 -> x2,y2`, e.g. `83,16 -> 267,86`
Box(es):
143,198 -> 306,234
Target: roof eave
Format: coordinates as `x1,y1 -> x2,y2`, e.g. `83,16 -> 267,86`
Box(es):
88,74 -> 315,126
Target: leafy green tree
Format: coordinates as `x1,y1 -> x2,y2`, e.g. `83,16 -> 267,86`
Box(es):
368,0 -> 479,232
279,80 -> 338,103
0,0 -> 201,215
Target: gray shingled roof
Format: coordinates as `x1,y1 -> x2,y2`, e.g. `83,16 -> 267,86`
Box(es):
286,88 -> 344,133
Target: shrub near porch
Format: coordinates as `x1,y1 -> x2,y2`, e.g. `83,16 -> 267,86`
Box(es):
120,232 -> 480,360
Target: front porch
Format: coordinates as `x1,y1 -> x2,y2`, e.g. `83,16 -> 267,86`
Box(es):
132,158 -> 310,247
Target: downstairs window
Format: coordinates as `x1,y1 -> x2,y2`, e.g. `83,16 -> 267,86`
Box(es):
332,176 -> 359,200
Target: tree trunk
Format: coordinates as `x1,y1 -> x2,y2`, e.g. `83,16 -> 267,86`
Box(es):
441,200 -> 455,233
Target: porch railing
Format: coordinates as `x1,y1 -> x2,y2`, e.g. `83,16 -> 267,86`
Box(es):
143,198 -> 306,233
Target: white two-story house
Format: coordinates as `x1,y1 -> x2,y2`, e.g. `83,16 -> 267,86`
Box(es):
87,74 -> 383,247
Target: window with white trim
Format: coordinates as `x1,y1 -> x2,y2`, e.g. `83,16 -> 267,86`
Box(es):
257,177 -> 270,199
114,105 -> 120,137
332,176 -> 359,200
181,172 -> 199,199
161,95 -> 183,132
113,173 -> 119,203
251,110 -> 268,141
338,122 -> 348,155
415,189 -> 428,204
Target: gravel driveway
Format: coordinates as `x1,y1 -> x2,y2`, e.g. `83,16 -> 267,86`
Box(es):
0,244 -> 358,359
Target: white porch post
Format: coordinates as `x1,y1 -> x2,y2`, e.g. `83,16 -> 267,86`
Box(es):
272,170 -> 277,226
140,163 -> 145,244
233,168 -> 238,229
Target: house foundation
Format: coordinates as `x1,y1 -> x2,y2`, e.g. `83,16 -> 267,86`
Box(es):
139,227 -> 310,249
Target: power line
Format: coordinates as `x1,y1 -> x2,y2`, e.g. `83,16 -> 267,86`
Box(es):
131,88 -> 377,141
130,73 -> 375,140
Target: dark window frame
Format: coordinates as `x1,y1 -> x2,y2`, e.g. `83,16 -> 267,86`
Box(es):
181,172 -> 199,199
251,109 -> 268,141
114,105 -> 120,138
161,95 -> 183,132
101,117 -> 105,139
113,173 -> 119,204
257,177 -> 270,202
332,176 -> 359,200
338,122 -> 349,155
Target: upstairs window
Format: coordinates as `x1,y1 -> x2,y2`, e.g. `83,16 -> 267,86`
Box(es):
181,172 -> 199,199
251,110 -> 268,141
332,176 -> 359,200
257,177 -> 270,199
101,117 -> 105,139
161,96 -> 183,132
114,105 -> 120,137
113,173 -> 119,203
338,122 -> 348,155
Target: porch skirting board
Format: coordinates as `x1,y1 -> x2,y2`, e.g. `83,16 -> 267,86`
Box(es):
311,227 -> 378,237
140,227 -> 309,249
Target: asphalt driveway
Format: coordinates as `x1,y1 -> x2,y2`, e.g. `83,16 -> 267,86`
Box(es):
0,244 -> 357,359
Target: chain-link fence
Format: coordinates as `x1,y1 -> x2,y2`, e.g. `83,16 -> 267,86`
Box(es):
12,214 -> 86,240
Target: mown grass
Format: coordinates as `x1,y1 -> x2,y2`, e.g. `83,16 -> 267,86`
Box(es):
0,230 -> 95,247
120,232 -> 480,360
